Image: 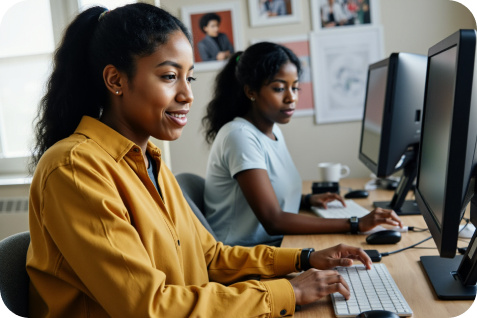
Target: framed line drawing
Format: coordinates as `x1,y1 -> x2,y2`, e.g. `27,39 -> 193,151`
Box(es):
181,2 -> 242,72
251,35 -> 314,117
310,26 -> 384,124
310,0 -> 380,32
248,0 -> 301,27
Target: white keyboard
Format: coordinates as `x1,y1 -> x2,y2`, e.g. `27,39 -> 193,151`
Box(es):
311,200 -> 409,234
331,264 -> 413,317
311,200 -> 370,218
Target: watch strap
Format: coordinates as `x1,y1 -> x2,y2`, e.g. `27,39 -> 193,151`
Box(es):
350,216 -> 359,234
300,248 -> 315,271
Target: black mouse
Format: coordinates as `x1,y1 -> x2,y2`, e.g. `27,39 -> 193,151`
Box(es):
344,189 -> 369,199
356,309 -> 400,318
366,230 -> 401,244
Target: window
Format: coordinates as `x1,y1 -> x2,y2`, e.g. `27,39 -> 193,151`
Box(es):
0,0 -> 73,183
0,0 -> 140,184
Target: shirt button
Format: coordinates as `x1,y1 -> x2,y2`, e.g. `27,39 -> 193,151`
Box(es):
133,148 -> 140,153
280,309 -> 287,316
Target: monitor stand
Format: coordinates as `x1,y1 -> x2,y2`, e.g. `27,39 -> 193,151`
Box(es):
421,194 -> 477,300
373,162 -> 420,215
420,255 -> 476,300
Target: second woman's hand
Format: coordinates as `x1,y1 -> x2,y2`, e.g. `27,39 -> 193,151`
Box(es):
310,192 -> 346,209
359,208 -> 402,232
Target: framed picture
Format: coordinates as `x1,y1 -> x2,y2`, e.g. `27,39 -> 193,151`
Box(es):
310,0 -> 380,32
248,0 -> 301,27
181,2 -> 242,72
310,26 -> 384,124
251,35 -> 314,117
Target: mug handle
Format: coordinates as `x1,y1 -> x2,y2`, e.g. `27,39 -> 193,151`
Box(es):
340,165 -> 350,178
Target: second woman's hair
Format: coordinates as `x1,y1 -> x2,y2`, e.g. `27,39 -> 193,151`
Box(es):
30,3 -> 191,171
202,41 -> 302,144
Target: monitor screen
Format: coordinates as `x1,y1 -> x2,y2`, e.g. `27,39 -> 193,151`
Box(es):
415,29 -> 477,300
359,53 -> 427,215
360,65 -> 387,165
417,46 -> 457,230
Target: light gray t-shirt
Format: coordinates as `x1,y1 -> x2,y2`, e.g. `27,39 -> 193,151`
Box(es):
204,117 -> 302,246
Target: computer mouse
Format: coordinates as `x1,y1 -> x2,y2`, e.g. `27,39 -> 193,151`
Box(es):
344,190 -> 369,199
356,309 -> 399,318
366,230 -> 402,244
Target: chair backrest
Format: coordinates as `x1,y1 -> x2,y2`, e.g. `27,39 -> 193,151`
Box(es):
175,173 -> 218,240
0,231 -> 30,317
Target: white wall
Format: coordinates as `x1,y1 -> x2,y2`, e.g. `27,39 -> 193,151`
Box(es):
160,0 -> 476,181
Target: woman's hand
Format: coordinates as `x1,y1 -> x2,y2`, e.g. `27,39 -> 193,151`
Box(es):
290,244 -> 372,305
359,208 -> 402,232
309,244 -> 372,270
289,269 -> 350,305
310,192 -> 346,209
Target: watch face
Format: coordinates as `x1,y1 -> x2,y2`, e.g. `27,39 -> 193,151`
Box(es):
350,216 -> 359,234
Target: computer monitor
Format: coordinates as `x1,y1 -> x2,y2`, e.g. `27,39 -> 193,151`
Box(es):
416,29 -> 477,300
359,52 -> 427,215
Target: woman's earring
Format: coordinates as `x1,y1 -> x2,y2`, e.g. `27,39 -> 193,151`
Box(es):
250,97 -> 255,102
116,91 -> 120,95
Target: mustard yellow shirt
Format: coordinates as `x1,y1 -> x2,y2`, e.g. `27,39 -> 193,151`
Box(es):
26,116 -> 300,317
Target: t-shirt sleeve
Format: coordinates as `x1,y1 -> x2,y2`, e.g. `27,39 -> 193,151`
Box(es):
222,127 -> 267,178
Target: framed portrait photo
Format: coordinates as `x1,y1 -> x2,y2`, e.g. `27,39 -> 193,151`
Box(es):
310,0 -> 380,32
181,2 -> 242,72
310,26 -> 384,124
251,35 -> 314,117
248,0 -> 301,27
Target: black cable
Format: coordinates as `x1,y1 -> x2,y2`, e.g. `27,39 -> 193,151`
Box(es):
381,236 -> 433,257
380,218 -> 472,257
408,226 -> 428,232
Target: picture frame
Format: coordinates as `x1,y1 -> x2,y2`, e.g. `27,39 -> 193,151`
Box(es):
310,26 -> 384,124
251,35 -> 314,117
248,0 -> 301,27
181,2 -> 242,72
310,0 -> 380,32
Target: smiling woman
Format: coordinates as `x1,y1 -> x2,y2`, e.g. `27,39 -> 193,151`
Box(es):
23,4 -> 377,316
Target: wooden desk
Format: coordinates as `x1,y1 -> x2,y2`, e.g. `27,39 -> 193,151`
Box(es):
281,179 -> 474,318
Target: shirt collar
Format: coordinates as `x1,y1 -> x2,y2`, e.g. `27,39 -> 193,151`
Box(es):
74,116 -> 162,162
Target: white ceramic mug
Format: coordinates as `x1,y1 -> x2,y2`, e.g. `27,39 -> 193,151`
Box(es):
317,162 -> 350,182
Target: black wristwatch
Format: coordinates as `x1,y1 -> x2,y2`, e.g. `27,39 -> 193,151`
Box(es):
350,216 -> 359,234
300,248 -> 315,271
303,194 -> 312,210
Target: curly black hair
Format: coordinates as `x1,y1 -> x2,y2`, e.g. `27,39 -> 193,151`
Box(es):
199,12 -> 221,33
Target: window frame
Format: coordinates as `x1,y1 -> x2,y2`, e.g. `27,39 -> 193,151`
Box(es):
0,0 -> 78,184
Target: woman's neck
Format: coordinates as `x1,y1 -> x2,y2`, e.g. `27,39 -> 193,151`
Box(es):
242,112 -> 276,140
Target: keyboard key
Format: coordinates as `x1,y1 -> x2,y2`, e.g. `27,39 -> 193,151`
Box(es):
331,264 -> 413,317
311,200 -> 370,218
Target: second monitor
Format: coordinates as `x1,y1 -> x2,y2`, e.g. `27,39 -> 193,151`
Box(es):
359,52 -> 428,215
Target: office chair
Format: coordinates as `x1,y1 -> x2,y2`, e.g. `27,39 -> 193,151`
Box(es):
175,173 -> 218,240
0,231 -> 30,317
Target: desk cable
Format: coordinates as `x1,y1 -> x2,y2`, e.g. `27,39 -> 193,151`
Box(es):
380,235 -> 432,257
380,218 -> 472,257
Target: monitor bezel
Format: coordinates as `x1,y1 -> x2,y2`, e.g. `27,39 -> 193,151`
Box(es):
415,29 -> 477,258
358,55 -> 396,177
359,53 -> 425,178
